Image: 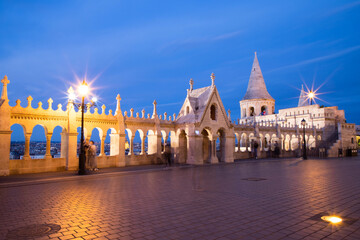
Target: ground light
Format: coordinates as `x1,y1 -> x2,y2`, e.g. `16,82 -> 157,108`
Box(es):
321,216 -> 343,224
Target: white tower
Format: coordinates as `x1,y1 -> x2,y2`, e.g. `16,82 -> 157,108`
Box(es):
240,52 -> 275,119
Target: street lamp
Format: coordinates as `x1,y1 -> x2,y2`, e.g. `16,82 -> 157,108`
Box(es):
68,79 -> 97,175
301,119 -> 307,160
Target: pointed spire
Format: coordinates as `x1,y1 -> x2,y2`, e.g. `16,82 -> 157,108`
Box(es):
298,85 -> 309,107
242,52 -> 273,100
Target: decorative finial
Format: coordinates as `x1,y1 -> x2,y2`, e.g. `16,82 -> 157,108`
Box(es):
211,73 -> 215,86
152,100 -> 157,119
48,98 -> 53,110
189,78 -> 194,91
1,75 -> 10,101
115,94 -> 121,115
27,96 -> 33,108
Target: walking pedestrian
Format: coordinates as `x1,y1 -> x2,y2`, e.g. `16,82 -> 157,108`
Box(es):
164,144 -> 171,167
254,140 -> 259,159
88,140 -> 98,171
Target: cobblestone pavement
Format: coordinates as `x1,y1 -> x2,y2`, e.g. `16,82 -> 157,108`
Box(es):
1,158 -> 360,240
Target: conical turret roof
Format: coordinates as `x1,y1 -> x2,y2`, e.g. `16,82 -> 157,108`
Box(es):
298,84 -> 309,107
242,52 -> 274,100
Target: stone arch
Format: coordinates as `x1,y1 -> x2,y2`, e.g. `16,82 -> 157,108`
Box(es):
125,128 -> 132,155
201,128 -> 212,163
132,130 -> 142,155
290,135 -> 298,150
234,133 -> 239,152
216,128 -> 226,162
271,134 -> 277,151
240,133 -> 247,152
106,128 -> 118,156
284,135 -> 291,151
30,124 -> 48,159
248,133 -> 254,152
51,126 -> 65,158
259,134 -> 264,150
161,130 -> 167,152
308,135 -> 316,149
264,134 -> 271,151
10,124 -> 26,159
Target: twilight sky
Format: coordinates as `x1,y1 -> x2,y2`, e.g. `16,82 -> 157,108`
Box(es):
1,0 -> 360,141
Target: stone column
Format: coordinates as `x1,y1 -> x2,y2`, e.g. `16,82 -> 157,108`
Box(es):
23,133 -> 32,159
209,138 -> 219,163
45,133 -> 52,158
109,133 -> 119,156
141,136 -> 145,155
117,133 -> 126,167
186,134 -> 203,165
100,136 -> 105,156
65,132 -> 78,170
224,135 -> 235,163
129,135 -> 134,155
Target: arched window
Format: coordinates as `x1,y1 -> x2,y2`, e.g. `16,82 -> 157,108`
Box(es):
261,106 -> 267,115
243,108 -> 246,117
186,106 -> 190,115
249,107 -> 255,116
210,104 -> 216,120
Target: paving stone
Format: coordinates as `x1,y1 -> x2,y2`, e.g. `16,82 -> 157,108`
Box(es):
1,158 -> 360,239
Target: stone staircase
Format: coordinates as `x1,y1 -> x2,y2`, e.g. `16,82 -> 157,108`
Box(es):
327,139 -> 342,157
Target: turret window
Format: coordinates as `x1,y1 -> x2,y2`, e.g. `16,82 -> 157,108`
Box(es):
249,107 -> 255,116
186,106 -> 190,115
210,104 -> 217,120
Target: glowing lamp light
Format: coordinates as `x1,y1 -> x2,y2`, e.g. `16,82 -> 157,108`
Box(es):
91,96 -> 98,103
321,216 -> 342,224
78,81 -> 89,97
68,92 -> 76,101
308,91 -> 315,99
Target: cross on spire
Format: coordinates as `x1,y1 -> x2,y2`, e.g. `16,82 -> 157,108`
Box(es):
189,78 -> 194,91
211,73 -> 215,86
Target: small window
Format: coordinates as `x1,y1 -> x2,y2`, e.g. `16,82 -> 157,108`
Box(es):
249,107 -> 255,116
186,106 -> 190,115
210,105 -> 216,120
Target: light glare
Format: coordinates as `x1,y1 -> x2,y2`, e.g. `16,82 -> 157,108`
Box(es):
68,92 -> 76,101
308,91 -> 315,99
92,96 -> 98,102
321,216 -> 342,224
78,82 -> 89,97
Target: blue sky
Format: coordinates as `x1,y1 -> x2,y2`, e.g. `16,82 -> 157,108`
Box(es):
1,0 -> 360,141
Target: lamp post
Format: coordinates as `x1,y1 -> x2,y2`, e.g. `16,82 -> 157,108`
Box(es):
301,119 -> 307,160
69,79 -> 97,175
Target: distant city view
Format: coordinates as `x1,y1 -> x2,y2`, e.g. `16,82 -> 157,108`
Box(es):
10,142 -> 145,159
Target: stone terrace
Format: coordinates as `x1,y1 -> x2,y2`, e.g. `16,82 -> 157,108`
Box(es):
1,157 -> 360,240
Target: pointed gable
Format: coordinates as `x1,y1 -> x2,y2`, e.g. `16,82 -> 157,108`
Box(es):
242,52 -> 274,100
176,86 -> 213,124
199,87 -> 231,128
